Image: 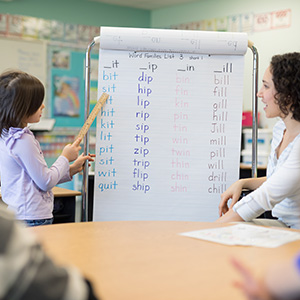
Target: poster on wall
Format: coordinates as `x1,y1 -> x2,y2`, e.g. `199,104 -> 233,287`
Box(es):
64,24 -> 78,43
78,25 -> 91,43
8,15 -> 22,37
50,47 -> 98,127
22,16 -> 38,39
37,18 -> 51,40
51,20 -> 64,41
51,50 -> 70,69
53,76 -> 80,117
271,9 -> 291,29
0,14 -> 8,35
254,12 -> 272,32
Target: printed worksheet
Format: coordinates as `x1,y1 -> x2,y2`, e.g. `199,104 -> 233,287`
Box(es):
180,223 -> 300,248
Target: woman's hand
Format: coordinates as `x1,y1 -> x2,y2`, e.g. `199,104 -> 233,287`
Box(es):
69,153 -> 95,177
219,180 -> 244,217
61,138 -> 82,162
218,177 -> 267,217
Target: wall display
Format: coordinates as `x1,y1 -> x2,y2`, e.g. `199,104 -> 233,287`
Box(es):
0,13 -> 100,46
0,37 -> 46,86
50,47 -> 98,127
172,8 -> 291,33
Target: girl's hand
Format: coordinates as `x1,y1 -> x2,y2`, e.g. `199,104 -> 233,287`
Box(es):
69,153 -> 95,177
61,138 -> 82,162
218,180 -> 244,217
231,258 -> 272,300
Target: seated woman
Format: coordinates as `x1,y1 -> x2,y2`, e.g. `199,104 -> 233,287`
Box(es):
217,52 -> 300,229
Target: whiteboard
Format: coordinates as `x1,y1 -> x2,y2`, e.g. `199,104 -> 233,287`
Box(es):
94,27 -> 247,222
0,37 -> 47,86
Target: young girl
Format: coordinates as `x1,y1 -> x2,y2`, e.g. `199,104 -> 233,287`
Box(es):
217,52 -> 300,229
0,70 -> 94,226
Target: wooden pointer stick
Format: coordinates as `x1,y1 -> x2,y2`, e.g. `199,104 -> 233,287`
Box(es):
75,92 -> 109,141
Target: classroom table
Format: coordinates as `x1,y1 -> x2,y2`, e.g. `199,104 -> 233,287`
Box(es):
29,221 -> 300,300
51,187 -> 81,223
0,186 -> 81,223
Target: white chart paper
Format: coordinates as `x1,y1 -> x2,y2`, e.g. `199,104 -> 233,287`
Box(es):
94,27 -> 248,221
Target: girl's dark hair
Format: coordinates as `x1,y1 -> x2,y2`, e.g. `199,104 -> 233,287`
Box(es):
0,70 -> 44,136
270,52 -> 300,121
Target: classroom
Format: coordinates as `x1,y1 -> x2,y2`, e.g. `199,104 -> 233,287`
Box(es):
1,0 -> 300,299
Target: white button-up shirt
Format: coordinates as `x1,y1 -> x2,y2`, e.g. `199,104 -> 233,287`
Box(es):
234,119 -> 300,228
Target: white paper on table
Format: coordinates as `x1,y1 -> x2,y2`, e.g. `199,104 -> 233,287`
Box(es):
180,223 -> 300,248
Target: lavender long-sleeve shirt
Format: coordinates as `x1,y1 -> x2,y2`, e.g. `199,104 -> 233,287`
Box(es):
0,127 -> 71,220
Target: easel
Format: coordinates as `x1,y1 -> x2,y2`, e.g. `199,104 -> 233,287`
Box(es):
81,36 -> 100,221
80,34 -> 259,222
248,40 -> 259,179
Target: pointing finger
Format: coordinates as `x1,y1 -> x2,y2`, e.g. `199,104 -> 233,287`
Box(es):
72,137 -> 82,147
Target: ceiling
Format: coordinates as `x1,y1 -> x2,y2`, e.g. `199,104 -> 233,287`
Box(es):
88,0 -> 198,10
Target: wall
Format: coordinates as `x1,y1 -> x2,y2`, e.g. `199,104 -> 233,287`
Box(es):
0,0 -> 150,124
0,0 -> 150,28
151,0 -> 300,128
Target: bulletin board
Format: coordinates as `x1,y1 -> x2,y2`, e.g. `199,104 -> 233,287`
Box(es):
93,27 -> 248,222
0,37 -> 47,86
49,46 -> 99,127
